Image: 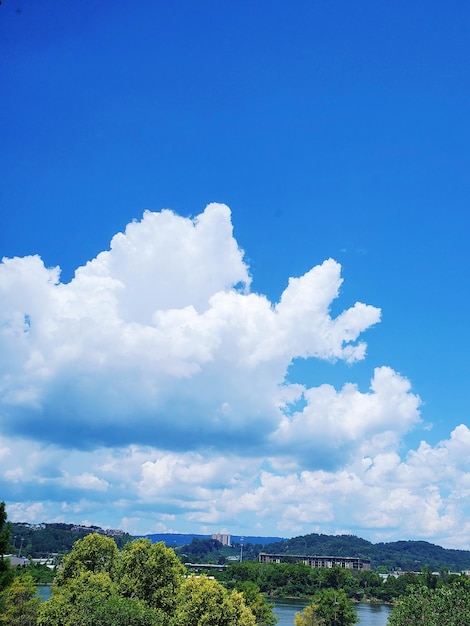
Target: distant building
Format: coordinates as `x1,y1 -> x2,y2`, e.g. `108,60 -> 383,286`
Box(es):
71,525 -> 94,533
258,553 -> 371,571
5,555 -> 30,567
211,533 -> 231,547
104,528 -> 125,537
16,523 -> 46,530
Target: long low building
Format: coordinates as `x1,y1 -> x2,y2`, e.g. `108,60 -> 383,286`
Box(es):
258,552 -> 371,571
4,555 -> 30,567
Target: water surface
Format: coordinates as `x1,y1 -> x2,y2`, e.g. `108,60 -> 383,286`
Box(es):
272,598 -> 391,626
37,585 -> 392,624
36,585 -> 52,601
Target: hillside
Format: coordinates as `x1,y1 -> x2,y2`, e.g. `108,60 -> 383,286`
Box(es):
10,522 -> 133,558
8,523 -> 470,572
141,533 -> 285,548
146,532 -> 470,571
262,533 -> 470,572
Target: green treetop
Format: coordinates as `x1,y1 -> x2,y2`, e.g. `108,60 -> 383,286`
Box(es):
295,588 -> 358,626
55,531 -> 119,584
38,570 -> 161,626
171,574 -> 256,626
235,581 -> 277,626
388,583 -> 470,626
0,502 -> 13,597
116,538 -> 186,614
0,573 -> 40,626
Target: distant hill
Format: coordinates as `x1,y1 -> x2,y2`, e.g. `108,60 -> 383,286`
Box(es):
136,533 -> 208,547
138,533 -> 285,548
262,533 -> 470,572
141,532 -> 470,571
10,522 -> 133,558
8,523 -> 470,572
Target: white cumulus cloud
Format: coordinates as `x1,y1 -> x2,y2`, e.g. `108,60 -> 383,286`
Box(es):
4,203 -> 467,546
0,203 -> 383,455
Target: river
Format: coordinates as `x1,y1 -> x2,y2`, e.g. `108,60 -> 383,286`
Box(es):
272,598 -> 391,626
37,586 -> 392,624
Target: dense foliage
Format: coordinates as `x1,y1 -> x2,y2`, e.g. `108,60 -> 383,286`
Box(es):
0,503 -> 14,607
10,522 -> 133,558
265,534 -> 371,559
34,533 -> 268,626
223,560 -> 470,604
388,581 -> 470,626
2,503 -> 278,626
0,573 -> 40,626
177,537 -> 263,565
23,563 -> 55,585
235,582 -> 277,626
294,588 -> 357,626
179,537 -> 225,562
224,561 -> 379,600
172,575 -> 256,626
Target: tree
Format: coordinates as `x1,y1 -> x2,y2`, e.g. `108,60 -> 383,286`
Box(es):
320,566 -> 354,592
181,537 -> 223,562
420,565 -> 438,589
0,502 -> 13,598
39,537 -> 188,625
92,595 -> 162,626
227,561 -> 264,584
229,589 -> 259,626
295,588 -> 357,626
0,503 -> 10,557
171,574 -> 256,626
294,603 -> 321,626
355,570 -> 384,599
236,581 -> 277,626
116,538 -> 185,615
388,584 -> 470,626
0,573 -> 40,626
55,532 -> 119,584
38,570 -> 162,626
38,570 -> 115,626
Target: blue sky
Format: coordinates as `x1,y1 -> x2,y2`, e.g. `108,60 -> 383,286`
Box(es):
1,1 -> 470,548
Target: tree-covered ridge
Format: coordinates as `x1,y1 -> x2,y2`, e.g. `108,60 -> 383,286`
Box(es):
10,523 -> 133,558
176,537 -> 264,565
8,522 -> 470,571
264,534 -> 371,559
263,533 -> 470,572
142,534 -> 284,548
370,540 -> 470,572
